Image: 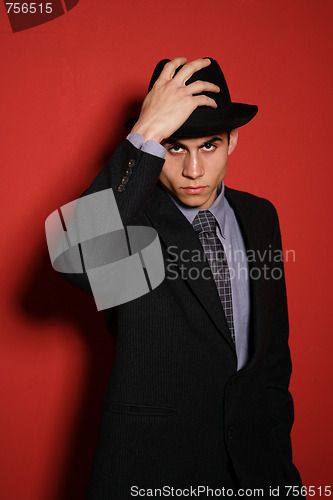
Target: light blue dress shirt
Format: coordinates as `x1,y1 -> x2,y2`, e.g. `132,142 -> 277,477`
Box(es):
126,133 -> 250,370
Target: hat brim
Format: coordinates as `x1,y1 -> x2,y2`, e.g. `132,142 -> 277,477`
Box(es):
124,102 -> 258,138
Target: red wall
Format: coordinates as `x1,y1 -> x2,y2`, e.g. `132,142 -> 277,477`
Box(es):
1,1 -> 332,498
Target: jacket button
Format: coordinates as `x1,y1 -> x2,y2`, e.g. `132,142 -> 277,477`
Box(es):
117,185 -> 125,192
227,426 -> 234,439
125,167 -> 133,176
122,176 -> 129,184
128,159 -> 135,167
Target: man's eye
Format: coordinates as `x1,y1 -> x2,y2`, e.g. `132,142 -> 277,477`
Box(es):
169,146 -> 185,153
201,143 -> 216,151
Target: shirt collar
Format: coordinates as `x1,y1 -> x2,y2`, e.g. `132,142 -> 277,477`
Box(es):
165,181 -> 227,237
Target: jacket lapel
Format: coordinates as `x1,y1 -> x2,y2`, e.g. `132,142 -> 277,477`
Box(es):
144,182 -> 235,351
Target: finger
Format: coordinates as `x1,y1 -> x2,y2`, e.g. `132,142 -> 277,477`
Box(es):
174,58 -> 211,84
193,94 -> 218,109
186,80 -> 220,95
159,57 -> 187,81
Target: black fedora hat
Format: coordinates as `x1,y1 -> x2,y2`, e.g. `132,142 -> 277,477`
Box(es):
124,57 -> 258,138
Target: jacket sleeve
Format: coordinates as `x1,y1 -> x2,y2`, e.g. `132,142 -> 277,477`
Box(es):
264,203 -> 303,486
58,138 -> 165,296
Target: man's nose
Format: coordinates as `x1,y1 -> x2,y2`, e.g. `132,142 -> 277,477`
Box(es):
182,153 -> 204,179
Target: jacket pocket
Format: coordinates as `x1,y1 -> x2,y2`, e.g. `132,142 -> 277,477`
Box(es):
103,401 -> 177,416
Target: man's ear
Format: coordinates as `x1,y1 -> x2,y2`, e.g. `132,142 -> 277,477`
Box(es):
228,129 -> 238,155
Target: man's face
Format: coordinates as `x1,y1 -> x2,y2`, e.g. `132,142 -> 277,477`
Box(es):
159,130 -> 238,210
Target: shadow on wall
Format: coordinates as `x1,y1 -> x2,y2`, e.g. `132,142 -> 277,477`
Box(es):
21,247 -> 113,499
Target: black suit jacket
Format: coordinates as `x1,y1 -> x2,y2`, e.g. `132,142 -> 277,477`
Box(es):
60,139 -> 302,498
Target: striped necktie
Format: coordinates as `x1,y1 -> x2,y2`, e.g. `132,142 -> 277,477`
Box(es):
192,209 -> 235,345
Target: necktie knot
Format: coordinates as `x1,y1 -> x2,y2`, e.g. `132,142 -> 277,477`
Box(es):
192,210 -> 217,235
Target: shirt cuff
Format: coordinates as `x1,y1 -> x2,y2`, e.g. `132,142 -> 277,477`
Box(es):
126,132 -> 144,150
126,133 -> 167,159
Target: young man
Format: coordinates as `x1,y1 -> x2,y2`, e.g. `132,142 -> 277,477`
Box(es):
59,57 -> 302,498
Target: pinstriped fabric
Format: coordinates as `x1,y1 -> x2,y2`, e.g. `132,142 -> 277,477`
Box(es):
192,210 -> 235,345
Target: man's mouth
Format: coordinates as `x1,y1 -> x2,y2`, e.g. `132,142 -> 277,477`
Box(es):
181,186 -> 208,194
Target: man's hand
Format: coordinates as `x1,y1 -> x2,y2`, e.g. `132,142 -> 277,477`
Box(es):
131,58 -> 220,143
